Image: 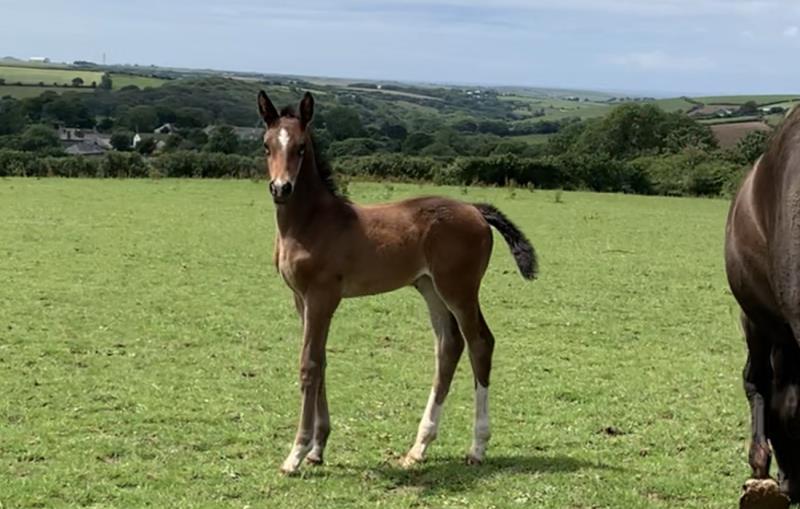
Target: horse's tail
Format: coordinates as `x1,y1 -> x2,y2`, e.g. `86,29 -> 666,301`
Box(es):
473,203 -> 537,280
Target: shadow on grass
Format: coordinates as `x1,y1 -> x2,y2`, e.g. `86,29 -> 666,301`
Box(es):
307,452 -> 624,495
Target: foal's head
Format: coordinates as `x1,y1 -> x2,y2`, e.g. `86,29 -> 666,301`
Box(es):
257,91 -> 314,204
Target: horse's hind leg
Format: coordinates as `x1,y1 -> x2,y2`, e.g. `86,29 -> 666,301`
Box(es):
742,312 -> 773,478
402,276 -> 465,467
436,281 -> 494,465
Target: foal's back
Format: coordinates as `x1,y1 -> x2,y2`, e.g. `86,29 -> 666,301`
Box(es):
336,196 -> 492,298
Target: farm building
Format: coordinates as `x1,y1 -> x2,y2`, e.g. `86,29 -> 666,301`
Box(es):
154,123 -> 176,134
58,128 -> 111,150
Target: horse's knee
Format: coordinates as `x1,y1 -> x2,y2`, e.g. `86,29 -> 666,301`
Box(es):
299,361 -> 323,390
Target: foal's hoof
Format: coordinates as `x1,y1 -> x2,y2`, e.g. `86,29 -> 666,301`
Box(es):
306,454 -> 324,466
465,453 -> 484,466
740,478 -> 790,509
279,464 -> 302,476
399,453 -> 424,469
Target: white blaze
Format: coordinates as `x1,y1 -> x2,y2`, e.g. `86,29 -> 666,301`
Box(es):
278,128 -> 290,150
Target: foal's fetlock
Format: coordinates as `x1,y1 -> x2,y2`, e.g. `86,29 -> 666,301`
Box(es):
306,443 -> 326,466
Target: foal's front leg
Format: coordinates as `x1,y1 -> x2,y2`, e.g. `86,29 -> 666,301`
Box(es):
280,288 -> 340,475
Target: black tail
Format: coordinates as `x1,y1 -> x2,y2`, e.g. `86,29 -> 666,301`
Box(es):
474,203 -> 537,280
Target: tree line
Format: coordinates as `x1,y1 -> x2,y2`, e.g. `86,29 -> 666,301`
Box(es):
0,77 -> 772,197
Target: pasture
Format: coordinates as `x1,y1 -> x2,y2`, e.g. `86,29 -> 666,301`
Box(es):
1,179 -> 750,508
0,65 -> 104,86
0,64 -> 167,98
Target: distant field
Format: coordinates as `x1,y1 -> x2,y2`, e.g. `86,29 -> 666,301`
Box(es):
110,74 -> 168,89
0,65 -> 167,98
696,95 -> 800,106
650,97 -> 698,112
0,64 -> 103,86
500,94 -> 612,121
710,121 -> 771,148
346,87 -> 442,102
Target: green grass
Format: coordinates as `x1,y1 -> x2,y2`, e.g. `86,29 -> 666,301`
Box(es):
652,97 -> 698,112
0,65 -> 167,98
0,179 -> 750,508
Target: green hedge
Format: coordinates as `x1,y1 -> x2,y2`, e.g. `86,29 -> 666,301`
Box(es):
0,150 -> 261,179
0,148 -> 746,197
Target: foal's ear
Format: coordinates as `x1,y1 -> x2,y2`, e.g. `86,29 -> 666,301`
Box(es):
257,90 -> 279,127
299,92 -> 314,128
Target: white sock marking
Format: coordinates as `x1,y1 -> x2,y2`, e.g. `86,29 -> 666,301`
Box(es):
281,442 -> 311,473
469,382 -> 490,461
409,389 -> 442,460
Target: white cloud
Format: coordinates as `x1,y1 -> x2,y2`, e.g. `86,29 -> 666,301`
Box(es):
784,26 -> 799,38
607,51 -> 716,71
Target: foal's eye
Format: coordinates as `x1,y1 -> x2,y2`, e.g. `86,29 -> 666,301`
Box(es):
298,145 -> 306,156
264,143 -> 270,155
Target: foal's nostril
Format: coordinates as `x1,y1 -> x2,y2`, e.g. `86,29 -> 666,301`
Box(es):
281,182 -> 293,196
269,181 -> 277,196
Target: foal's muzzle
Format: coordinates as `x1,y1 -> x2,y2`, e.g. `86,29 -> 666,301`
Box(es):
269,180 -> 293,203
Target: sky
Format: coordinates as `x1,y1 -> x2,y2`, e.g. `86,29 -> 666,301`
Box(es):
2,0 -> 800,96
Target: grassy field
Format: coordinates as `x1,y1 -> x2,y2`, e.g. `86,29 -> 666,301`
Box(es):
0,179 -> 752,508
695,95 -> 800,106
0,64 -> 104,86
0,65 -> 167,98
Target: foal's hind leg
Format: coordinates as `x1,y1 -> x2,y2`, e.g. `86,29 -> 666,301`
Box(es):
402,276 -> 465,467
437,284 -> 494,465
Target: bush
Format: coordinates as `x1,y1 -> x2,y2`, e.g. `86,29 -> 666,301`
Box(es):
151,151 -> 261,178
631,149 -> 743,197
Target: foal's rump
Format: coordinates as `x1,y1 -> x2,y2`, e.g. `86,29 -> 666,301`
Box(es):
353,196 -> 536,290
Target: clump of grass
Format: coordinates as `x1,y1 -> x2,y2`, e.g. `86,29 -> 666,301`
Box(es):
554,189 -> 564,204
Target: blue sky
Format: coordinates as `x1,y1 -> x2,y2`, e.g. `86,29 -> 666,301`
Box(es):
2,0 -> 800,95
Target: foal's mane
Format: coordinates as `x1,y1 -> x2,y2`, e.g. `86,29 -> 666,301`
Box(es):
279,106 -> 344,200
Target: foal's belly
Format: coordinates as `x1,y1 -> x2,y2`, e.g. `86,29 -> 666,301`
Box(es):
341,267 -> 426,298
340,252 -> 426,298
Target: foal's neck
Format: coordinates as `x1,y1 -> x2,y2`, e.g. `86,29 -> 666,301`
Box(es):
275,154 -> 338,237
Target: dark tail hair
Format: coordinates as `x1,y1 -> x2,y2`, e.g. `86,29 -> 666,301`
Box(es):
474,203 -> 537,280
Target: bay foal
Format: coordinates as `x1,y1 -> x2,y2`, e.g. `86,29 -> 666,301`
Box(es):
258,91 -> 537,475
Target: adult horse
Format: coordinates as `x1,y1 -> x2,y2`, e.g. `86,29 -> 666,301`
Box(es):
726,107 -> 800,501
257,90 -> 537,475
